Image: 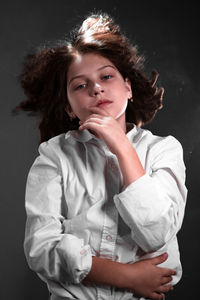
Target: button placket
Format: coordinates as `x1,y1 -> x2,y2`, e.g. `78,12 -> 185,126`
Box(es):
102,152 -> 119,256
97,148 -> 120,299
106,234 -> 112,241
80,249 -> 87,255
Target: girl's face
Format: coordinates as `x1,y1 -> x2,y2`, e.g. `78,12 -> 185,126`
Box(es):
66,53 -> 132,128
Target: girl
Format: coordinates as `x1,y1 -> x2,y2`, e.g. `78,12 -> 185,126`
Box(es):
15,13 -> 187,300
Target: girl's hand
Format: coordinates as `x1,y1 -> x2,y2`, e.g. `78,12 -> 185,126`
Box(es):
79,106 -> 145,186
79,107 -> 129,155
126,253 -> 175,299
83,253 -> 175,300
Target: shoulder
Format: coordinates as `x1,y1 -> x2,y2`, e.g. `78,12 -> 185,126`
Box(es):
27,134 -> 66,181
33,133 -> 75,169
130,126 -> 184,166
37,131 -> 79,165
28,133 -> 69,176
133,126 -> 183,153
138,128 -> 185,171
38,133 -> 66,157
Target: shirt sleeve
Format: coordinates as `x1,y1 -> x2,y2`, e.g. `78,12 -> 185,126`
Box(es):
24,141 -> 92,286
114,136 -> 187,253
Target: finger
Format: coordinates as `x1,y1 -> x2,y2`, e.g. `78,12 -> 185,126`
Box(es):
161,276 -> 173,285
80,117 -> 109,130
150,292 -> 165,300
79,122 -> 103,131
158,284 -> 173,294
151,253 -> 176,275
79,114 -> 107,125
159,293 -> 166,300
161,268 -> 176,277
89,106 -> 110,116
82,117 -> 105,125
151,253 -> 168,265
85,114 -> 107,121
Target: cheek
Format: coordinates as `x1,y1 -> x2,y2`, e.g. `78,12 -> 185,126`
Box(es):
67,93 -> 80,109
68,96 -> 91,120
114,80 -> 129,97
115,86 -> 129,102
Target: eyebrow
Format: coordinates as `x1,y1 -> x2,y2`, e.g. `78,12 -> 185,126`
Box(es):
68,65 -> 116,85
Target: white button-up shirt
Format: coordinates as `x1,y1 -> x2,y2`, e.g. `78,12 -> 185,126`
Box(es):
24,124 -> 187,300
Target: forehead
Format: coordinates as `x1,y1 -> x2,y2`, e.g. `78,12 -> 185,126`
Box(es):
67,53 -> 115,80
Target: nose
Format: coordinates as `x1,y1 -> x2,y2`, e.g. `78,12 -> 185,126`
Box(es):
91,83 -> 104,97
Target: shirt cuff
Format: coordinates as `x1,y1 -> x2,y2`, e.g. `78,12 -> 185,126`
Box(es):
114,173 -> 169,227
56,233 -> 92,284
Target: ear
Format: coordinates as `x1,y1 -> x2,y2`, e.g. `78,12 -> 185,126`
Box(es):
125,78 -> 132,99
65,105 -> 76,119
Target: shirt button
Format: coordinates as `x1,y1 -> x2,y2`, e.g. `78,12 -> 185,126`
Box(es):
106,235 -> 112,241
80,249 -> 87,255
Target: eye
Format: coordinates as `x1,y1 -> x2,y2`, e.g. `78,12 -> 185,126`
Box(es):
75,83 -> 87,90
102,74 -> 113,80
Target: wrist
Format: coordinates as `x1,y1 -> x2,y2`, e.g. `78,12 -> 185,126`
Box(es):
115,141 -> 145,187
114,136 -> 133,157
84,257 -> 131,289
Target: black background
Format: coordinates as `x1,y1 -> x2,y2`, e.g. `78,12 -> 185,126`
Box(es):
1,0 -> 199,299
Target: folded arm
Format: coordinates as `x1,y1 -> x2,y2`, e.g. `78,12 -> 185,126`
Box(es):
24,142 -> 92,285
114,136 -> 187,252
84,253 -> 175,300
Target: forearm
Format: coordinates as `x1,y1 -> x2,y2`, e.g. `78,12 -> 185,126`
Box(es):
83,256 -> 130,289
116,139 -> 145,187
114,155 -> 186,252
83,255 -> 175,299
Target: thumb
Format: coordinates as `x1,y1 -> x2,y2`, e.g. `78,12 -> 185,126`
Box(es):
151,252 -> 168,265
89,106 -> 110,116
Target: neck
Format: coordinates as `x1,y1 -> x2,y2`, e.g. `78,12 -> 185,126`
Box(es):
116,113 -> 127,133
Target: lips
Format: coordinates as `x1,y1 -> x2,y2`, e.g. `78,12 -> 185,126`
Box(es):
96,99 -> 113,107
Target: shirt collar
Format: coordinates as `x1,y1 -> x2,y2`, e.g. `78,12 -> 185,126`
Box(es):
65,128 -> 95,143
65,123 -> 139,144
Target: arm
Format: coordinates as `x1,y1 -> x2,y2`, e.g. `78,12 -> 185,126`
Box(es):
84,253 -> 175,300
115,138 -> 145,187
79,109 -> 187,252
25,137 -> 176,299
79,107 -> 146,187
114,136 -> 187,251
24,141 -> 92,285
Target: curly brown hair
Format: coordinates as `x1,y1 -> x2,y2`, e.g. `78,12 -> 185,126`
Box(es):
14,12 -> 164,143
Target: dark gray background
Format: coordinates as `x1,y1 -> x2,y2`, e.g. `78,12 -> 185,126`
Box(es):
1,0 -> 199,299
